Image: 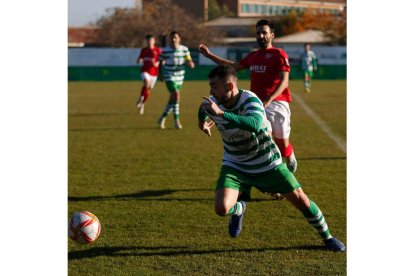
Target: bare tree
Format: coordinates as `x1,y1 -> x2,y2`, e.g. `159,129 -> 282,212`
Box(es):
95,0 -> 224,48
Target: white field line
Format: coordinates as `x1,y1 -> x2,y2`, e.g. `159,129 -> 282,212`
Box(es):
293,93 -> 346,153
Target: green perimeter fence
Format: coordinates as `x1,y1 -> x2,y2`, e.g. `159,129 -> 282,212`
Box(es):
68,65 -> 346,81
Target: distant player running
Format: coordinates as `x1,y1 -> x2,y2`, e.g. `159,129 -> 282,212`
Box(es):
198,65 -> 345,252
199,19 -> 298,174
136,34 -> 162,115
300,43 -> 318,93
157,31 -> 195,129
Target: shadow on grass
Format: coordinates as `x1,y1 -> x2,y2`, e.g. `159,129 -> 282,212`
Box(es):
68,244 -> 326,260
69,188 -> 209,202
69,112 -> 138,117
68,188 -> 275,203
69,126 -> 173,132
297,157 -> 346,161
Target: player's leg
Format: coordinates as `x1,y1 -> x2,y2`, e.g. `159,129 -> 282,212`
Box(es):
157,81 -> 175,129
214,188 -> 241,216
171,89 -> 182,129
140,76 -> 157,115
258,165 -> 345,252
282,187 -> 345,252
216,166 -> 249,237
137,73 -> 151,114
304,71 -> 311,93
266,101 -> 297,173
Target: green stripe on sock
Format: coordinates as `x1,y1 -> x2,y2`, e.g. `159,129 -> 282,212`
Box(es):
303,200 -> 332,239
173,103 -> 179,120
226,202 -> 242,216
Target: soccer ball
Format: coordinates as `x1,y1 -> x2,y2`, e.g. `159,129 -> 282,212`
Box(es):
68,211 -> 101,244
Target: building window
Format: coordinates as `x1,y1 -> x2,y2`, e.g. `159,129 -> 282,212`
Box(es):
253,4 -> 259,13
259,5 -> 265,14
278,6 -> 282,15
263,5 -> 271,15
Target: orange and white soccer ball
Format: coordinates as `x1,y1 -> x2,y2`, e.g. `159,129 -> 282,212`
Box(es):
68,211 -> 101,244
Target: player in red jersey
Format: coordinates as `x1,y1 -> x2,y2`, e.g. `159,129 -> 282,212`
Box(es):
136,34 -> 162,115
199,19 -> 297,176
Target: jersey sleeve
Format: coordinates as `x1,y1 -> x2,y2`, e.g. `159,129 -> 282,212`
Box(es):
277,49 -> 290,72
155,48 -> 162,60
137,49 -> 144,60
159,48 -> 166,61
223,94 -> 264,133
311,52 -> 318,68
238,52 -> 252,69
223,112 -> 263,134
184,47 -> 192,61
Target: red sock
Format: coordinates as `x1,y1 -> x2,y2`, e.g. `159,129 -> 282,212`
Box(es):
275,139 -> 293,157
140,87 -> 150,103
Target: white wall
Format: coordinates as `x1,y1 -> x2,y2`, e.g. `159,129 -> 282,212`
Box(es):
68,46 -> 346,66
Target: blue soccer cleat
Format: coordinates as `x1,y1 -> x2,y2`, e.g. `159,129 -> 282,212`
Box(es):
228,201 -> 246,238
324,237 -> 346,252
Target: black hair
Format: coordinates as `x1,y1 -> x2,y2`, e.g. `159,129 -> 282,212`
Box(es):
145,34 -> 154,39
170,31 -> 181,38
256,19 -> 274,33
208,65 -> 237,81
304,43 -> 311,47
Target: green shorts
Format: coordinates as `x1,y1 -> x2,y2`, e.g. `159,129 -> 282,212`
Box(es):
216,164 -> 301,196
166,81 -> 183,93
304,70 -> 314,78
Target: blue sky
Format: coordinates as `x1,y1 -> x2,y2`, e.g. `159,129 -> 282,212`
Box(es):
69,0 -> 135,26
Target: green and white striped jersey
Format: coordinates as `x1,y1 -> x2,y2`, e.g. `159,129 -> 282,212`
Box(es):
300,50 -> 317,71
202,89 -> 282,174
159,45 -> 192,84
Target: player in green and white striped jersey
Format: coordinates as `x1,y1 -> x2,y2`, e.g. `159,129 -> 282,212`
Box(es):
157,31 -> 195,129
198,65 -> 345,252
300,43 -> 318,93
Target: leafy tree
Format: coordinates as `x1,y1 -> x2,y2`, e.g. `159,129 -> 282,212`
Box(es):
275,8 -> 346,45
208,0 -> 222,20
208,0 -> 234,20
95,0 -> 223,47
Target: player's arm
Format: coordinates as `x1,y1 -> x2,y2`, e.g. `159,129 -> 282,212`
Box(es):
136,50 -> 143,64
312,54 -> 318,70
223,112 -> 263,133
202,97 -> 263,133
186,54 -> 195,69
158,60 -> 165,81
261,71 -> 289,108
153,58 -> 160,68
198,103 -> 215,137
198,44 -> 244,71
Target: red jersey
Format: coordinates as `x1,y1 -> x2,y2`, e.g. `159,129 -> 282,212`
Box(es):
138,47 -> 162,76
239,47 -> 291,102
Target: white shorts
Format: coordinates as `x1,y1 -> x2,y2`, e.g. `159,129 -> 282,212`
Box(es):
141,72 -> 158,89
265,101 -> 291,139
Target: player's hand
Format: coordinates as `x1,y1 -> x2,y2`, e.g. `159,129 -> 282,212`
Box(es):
198,120 -> 215,138
261,97 -> 272,108
198,44 -> 211,58
188,60 -> 195,69
202,97 -> 224,117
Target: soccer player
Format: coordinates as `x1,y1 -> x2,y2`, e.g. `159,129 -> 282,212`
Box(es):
198,19 -> 297,174
198,65 -> 345,252
300,43 -> 318,93
136,34 -> 162,115
157,31 -> 195,129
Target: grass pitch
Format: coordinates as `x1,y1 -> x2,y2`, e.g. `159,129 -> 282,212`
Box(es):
68,80 -> 346,275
